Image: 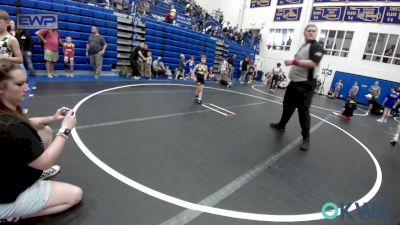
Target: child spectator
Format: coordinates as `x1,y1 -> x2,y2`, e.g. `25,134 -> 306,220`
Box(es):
165,66 -> 172,79
208,66 -> 215,81
144,51 -> 152,79
332,96 -> 358,120
377,86 -> 399,123
185,55 -> 195,79
192,55 -> 208,104
175,54 -> 185,79
63,36 -> 75,77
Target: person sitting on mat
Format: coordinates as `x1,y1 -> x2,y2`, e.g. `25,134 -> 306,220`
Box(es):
192,54 -> 208,104
332,96 -> 357,120
0,65 -> 82,223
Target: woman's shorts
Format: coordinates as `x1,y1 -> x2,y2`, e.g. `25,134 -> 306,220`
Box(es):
0,180 -> 51,219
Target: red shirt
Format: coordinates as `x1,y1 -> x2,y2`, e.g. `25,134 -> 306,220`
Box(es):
37,29 -> 59,51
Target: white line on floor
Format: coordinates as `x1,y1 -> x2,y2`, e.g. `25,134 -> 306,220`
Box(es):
158,116 -> 329,225
208,103 -> 236,115
201,104 -> 229,116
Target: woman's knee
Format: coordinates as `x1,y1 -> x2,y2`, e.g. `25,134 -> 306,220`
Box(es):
68,185 -> 83,205
48,182 -> 83,206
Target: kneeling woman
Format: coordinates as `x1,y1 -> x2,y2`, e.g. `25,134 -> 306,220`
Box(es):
0,65 -> 82,223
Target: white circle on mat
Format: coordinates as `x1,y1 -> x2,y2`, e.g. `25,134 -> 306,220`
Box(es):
71,83 -> 382,222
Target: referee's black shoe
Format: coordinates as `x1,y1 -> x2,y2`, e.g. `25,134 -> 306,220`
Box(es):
269,123 -> 285,132
300,139 -> 310,151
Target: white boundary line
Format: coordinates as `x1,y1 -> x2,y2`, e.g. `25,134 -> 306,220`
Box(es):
201,104 -> 229,116
71,83 -> 382,222
208,103 -> 236,115
251,84 -> 369,117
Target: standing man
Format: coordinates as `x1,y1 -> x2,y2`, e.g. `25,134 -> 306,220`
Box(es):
227,54 -> 236,86
239,57 -> 248,84
129,41 -> 147,79
368,81 -> 381,114
270,24 -> 324,151
270,63 -> 282,92
86,26 -> 107,79
36,28 -> 62,78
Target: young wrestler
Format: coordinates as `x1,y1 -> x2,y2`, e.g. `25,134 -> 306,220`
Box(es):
63,36 -> 75,77
192,55 -> 208,104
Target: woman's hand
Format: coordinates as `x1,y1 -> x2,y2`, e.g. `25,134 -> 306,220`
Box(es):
61,110 -> 77,130
53,107 -> 71,121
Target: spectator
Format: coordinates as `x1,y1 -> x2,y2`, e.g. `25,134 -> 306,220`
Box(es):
16,28 -> 35,76
368,81 -> 381,114
270,63 -> 282,92
35,28 -> 62,78
3,19 -> 25,76
0,65 -> 82,223
185,55 -> 195,77
86,26 -> 107,79
165,66 -> 173,79
129,42 -> 147,79
227,54 -> 236,82
139,0 -> 150,16
165,6 -> 176,24
152,57 -> 166,77
139,44 -> 148,77
219,58 -> 230,87
239,58 -> 248,84
144,51 -> 152,79
175,53 -> 185,80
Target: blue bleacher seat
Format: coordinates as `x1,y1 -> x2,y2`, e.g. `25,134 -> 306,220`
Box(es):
0,5 -> 16,15
51,3 -> 66,13
66,6 -> 80,15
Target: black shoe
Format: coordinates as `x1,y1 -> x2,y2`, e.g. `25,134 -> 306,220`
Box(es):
269,123 -> 285,132
197,99 -> 202,105
390,140 -> 397,146
300,140 -> 310,151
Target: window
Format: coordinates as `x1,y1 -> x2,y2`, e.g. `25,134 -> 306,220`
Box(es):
267,28 -> 294,51
319,29 -> 354,57
363,33 -> 400,65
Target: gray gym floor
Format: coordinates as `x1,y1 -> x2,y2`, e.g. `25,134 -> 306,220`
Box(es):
21,79 -> 400,225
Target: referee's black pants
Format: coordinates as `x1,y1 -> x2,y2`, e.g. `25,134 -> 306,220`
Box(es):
277,80 -> 316,140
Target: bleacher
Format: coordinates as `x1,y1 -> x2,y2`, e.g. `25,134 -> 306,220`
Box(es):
0,0 -> 118,71
142,16 -> 216,70
226,41 -> 257,78
0,0 -> 257,75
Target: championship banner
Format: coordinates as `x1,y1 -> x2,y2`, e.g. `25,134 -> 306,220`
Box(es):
274,7 -> 302,21
277,0 -> 303,5
313,0 -> 346,3
382,6 -> 400,24
344,6 -> 385,23
310,6 -> 346,21
250,0 -> 271,8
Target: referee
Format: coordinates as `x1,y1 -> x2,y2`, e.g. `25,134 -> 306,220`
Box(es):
270,24 -> 324,151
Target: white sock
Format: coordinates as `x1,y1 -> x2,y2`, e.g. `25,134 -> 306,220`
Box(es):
393,134 -> 399,142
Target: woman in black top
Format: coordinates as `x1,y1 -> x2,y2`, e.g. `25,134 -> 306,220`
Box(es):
0,65 -> 82,223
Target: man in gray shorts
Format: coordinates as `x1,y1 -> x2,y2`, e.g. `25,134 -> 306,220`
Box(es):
86,26 -> 107,79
